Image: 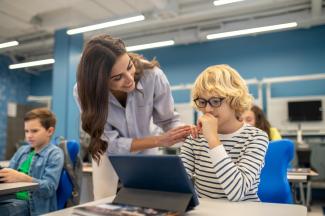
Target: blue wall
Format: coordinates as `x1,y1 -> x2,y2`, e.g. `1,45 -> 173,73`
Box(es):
137,25 -> 325,103
30,70 -> 52,96
0,55 -> 31,159
26,25 -> 325,102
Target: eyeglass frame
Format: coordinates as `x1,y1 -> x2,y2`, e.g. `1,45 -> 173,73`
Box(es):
193,97 -> 225,108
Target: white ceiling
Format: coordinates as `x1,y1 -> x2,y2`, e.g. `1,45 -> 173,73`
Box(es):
0,0 -> 324,71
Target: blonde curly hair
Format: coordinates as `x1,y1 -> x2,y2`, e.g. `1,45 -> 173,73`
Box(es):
192,64 -> 253,119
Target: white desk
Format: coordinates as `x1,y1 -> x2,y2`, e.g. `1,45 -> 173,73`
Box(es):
287,169 -> 318,178
0,160 -> 10,167
0,161 -> 39,198
287,173 -> 307,182
0,161 -> 40,200
0,182 -> 39,201
44,196 -> 307,216
80,164 -> 312,205
0,182 -> 39,196
287,169 -> 319,210
82,164 -> 313,180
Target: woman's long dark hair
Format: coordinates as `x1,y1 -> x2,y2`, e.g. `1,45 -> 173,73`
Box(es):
77,35 -> 126,163
251,105 -> 271,139
77,35 -> 160,163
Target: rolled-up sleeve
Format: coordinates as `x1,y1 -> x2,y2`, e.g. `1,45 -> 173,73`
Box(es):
102,124 -> 133,154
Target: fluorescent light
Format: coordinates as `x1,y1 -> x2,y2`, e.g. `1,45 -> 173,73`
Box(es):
206,22 -> 298,40
126,40 -> 175,52
0,40 -> 19,49
67,15 -> 145,35
213,0 -> 245,6
9,59 -> 55,69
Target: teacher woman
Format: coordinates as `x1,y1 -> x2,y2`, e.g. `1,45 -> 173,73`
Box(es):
74,35 -> 194,199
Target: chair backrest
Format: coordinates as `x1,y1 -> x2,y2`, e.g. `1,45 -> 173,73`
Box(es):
57,170 -> 73,209
258,139 -> 294,204
57,140 -> 80,209
67,140 -> 79,166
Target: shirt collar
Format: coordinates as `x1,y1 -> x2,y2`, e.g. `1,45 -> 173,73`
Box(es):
108,80 -> 143,107
136,80 -> 144,90
22,143 -> 51,156
36,143 -> 52,156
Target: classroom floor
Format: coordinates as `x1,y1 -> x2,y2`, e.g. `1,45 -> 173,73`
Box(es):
307,201 -> 325,216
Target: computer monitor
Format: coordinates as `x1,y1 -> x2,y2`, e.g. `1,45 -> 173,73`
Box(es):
288,100 -> 323,122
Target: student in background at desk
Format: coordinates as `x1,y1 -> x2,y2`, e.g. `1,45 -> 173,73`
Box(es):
0,108 -> 64,216
74,35 -> 195,199
242,105 -> 282,141
180,65 -> 269,201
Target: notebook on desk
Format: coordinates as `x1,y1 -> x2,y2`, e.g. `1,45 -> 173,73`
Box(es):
109,155 -> 199,213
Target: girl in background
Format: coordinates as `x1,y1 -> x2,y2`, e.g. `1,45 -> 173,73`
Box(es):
242,105 -> 282,141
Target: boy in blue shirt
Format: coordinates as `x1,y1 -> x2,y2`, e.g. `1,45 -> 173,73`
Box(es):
0,108 -> 64,216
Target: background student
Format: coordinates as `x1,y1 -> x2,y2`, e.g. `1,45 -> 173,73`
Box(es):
0,108 -> 64,216
180,65 -> 269,201
74,35 -> 195,199
242,105 -> 282,141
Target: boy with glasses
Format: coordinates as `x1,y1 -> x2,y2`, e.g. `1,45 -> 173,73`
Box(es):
0,108 -> 64,215
180,65 -> 269,201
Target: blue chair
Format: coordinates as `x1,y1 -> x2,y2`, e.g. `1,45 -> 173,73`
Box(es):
258,139 -> 294,203
57,140 -> 80,209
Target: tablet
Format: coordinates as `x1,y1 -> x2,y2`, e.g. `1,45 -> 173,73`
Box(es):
109,155 -> 199,210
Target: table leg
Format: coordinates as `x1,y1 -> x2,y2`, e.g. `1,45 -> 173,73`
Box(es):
298,182 -> 306,206
306,181 -> 312,211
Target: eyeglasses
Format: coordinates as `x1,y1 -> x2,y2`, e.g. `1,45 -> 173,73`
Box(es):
194,97 -> 225,108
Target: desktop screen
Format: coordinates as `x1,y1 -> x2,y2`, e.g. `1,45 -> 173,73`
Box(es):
288,100 -> 323,122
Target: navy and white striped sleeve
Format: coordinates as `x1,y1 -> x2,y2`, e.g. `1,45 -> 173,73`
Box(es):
209,130 -> 269,201
180,136 -> 195,178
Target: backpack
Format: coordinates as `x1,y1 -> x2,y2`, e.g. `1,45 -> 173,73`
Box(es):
57,138 -> 82,207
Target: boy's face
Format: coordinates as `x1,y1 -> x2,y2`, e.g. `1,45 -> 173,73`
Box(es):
24,119 -> 54,152
197,92 -> 237,128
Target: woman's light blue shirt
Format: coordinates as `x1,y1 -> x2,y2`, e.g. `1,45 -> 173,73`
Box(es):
74,67 -> 181,155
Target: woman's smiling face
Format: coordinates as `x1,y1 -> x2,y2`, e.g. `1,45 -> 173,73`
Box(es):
108,53 -> 136,93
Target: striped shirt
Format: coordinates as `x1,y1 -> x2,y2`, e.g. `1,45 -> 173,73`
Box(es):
180,124 -> 269,201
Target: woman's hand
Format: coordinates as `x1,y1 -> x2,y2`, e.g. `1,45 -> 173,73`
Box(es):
156,125 -> 192,147
197,113 -> 221,148
189,124 -> 199,138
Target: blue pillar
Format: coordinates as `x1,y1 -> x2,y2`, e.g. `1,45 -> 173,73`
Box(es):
52,29 -> 83,140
